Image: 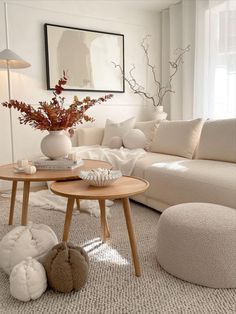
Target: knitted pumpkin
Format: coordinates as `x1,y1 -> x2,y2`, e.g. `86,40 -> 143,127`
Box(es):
42,242 -> 89,293
10,257 -> 47,302
0,222 -> 58,275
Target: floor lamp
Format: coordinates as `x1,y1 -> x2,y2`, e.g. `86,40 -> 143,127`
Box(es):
0,48 -> 31,163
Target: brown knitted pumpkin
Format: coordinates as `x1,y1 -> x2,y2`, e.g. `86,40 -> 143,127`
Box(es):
42,242 -> 89,293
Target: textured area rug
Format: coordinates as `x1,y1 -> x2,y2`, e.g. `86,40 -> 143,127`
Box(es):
0,199 -> 235,314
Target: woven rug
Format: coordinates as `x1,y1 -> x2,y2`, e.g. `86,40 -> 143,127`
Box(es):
0,198 -> 235,314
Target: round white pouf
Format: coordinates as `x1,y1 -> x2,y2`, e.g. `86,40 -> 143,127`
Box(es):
10,257 -> 47,302
0,222 -> 58,275
157,203 -> 236,288
123,129 -> 146,149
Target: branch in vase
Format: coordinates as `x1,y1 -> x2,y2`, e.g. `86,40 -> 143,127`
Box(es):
112,39 -> 190,109
112,62 -> 156,107
141,36 -> 161,93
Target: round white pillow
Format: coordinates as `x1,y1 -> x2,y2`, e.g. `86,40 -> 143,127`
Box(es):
123,129 -> 147,149
108,136 -> 123,149
10,257 -> 47,302
0,222 -> 58,275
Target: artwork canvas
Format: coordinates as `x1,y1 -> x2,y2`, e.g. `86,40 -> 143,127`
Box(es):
44,23 -> 124,92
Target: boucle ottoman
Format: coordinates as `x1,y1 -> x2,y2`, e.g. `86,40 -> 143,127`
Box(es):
156,203 -> 236,288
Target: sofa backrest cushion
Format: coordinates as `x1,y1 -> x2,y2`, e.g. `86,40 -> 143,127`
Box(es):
196,118 -> 236,163
101,117 -> 136,146
150,119 -> 204,159
134,120 -> 156,150
77,128 -> 104,146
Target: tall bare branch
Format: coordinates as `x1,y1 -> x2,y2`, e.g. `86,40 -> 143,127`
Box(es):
113,37 -> 190,108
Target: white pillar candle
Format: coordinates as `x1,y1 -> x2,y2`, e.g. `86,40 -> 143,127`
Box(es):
68,152 -> 78,162
17,159 -> 29,168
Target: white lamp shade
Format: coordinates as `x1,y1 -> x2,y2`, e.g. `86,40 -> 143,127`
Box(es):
0,49 -> 30,69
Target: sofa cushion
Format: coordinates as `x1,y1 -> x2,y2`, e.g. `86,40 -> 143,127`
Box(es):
134,120 -> 156,150
196,118 -> 236,163
150,119 -> 203,159
102,117 -> 136,146
144,159 -> 236,209
77,128 -> 104,146
132,152 -> 186,178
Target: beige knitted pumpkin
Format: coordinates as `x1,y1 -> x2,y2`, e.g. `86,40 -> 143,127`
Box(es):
10,257 -> 47,302
0,222 -> 58,275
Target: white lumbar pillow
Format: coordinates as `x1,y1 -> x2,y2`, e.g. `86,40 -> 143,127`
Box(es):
10,257 -> 47,302
108,136 -> 123,149
0,222 -> 58,275
102,117 -> 136,146
123,129 -> 147,149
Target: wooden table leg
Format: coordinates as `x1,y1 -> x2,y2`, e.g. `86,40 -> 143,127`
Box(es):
122,197 -> 141,277
98,199 -> 110,242
76,198 -> 80,211
8,181 -> 18,225
21,181 -> 30,226
62,197 -> 75,242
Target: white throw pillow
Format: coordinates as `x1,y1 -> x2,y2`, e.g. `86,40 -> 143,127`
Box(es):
0,222 -> 58,275
10,257 -> 47,302
108,136 -> 123,149
135,120 -> 157,150
150,119 -> 204,159
123,129 -> 147,149
102,117 -> 136,146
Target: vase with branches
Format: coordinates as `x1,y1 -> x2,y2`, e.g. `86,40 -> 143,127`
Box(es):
1,72 -> 113,159
113,36 -> 190,119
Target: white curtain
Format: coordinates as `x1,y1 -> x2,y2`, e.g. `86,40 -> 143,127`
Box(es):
194,0 -> 236,119
161,0 -> 236,120
161,0 -> 196,120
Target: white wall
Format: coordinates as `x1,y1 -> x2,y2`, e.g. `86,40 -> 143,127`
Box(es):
0,0 -> 160,166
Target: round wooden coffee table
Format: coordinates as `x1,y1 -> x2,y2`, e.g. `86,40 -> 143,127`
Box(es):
50,176 -> 149,277
0,160 -> 112,226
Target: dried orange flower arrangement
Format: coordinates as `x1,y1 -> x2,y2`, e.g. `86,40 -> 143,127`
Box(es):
1,72 -> 113,134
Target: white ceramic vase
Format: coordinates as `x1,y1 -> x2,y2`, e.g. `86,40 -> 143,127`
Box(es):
153,105 -> 168,121
41,131 -> 72,159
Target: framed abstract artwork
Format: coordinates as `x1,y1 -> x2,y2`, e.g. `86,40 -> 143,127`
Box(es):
44,23 -> 124,93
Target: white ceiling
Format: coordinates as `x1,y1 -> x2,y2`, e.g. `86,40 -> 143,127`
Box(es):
109,0 -> 180,12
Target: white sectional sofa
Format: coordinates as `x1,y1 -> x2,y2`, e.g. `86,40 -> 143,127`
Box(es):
75,118 -> 236,212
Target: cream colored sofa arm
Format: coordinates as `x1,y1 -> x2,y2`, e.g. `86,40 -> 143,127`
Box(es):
76,128 -> 104,146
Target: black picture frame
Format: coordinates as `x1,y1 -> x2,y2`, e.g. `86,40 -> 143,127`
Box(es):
44,23 -> 125,93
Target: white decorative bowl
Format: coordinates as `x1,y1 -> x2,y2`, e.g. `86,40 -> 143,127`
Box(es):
80,168 -> 122,187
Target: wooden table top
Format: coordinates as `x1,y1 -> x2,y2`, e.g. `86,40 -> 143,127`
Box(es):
50,176 -> 149,200
0,160 -> 112,182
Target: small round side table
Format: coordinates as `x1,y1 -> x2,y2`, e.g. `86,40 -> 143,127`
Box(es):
51,176 -> 149,277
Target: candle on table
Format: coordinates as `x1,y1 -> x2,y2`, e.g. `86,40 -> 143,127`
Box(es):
17,159 -> 29,168
68,152 -> 78,162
